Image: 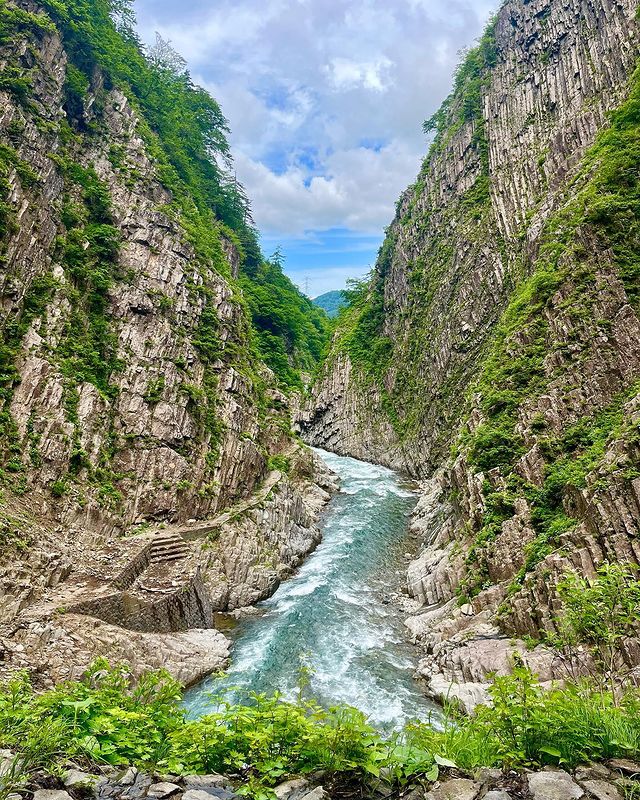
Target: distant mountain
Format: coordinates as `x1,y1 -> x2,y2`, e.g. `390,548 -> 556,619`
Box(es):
312,290 -> 346,318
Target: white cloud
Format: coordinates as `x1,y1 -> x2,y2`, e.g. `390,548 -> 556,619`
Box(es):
327,57 -> 393,92
134,0 -> 500,241
233,138 -> 419,236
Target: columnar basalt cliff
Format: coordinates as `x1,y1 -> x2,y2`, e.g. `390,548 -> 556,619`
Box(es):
0,0 -> 335,684
301,0 -> 640,707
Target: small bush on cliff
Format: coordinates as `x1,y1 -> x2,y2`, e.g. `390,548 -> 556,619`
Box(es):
267,454 -> 291,474
550,562 -> 640,693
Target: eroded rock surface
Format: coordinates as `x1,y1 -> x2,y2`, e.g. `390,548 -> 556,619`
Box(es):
301,0 -> 640,703
0,446 -> 337,685
0,3 -> 337,684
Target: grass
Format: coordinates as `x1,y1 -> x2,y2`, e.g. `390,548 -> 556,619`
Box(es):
2,662 -> 640,799
267,454 -> 291,474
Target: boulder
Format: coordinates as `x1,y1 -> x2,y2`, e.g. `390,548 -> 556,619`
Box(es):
527,771 -> 584,799
295,789 -> 326,800
426,778 -> 481,800
182,789 -> 236,800
575,765 -> 611,782
274,779 -> 309,800
0,751 -> 20,778
33,792 -> 73,800
146,783 -> 182,799
63,769 -> 102,790
608,760 -> 640,777
117,768 -> 138,786
183,776 -> 228,790
583,780 -> 623,800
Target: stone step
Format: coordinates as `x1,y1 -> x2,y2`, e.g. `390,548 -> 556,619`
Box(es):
150,543 -> 190,559
154,534 -> 185,545
151,551 -> 188,564
152,539 -> 187,550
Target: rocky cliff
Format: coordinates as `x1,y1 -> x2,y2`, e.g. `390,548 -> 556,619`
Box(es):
301,0 -> 640,707
0,0 -> 335,685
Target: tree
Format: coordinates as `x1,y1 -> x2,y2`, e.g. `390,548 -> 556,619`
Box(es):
146,33 -> 187,76
109,0 -> 137,42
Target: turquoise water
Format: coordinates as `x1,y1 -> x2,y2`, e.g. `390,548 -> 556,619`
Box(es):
185,448 -> 439,729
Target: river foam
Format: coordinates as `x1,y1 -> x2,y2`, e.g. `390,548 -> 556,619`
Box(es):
185,448 -> 439,730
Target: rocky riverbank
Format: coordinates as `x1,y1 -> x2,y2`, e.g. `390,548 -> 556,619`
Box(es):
0,446 -> 339,688
300,0 -> 640,710
7,756 -> 640,800
400,477 -> 562,714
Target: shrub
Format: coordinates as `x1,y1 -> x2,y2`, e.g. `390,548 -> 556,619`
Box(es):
551,562 -> 640,693
267,455 -> 290,474
49,479 -> 68,498
3,662 -> 640,799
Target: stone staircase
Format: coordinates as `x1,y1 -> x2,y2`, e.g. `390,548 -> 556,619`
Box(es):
53,465 -> 290,633
149,532 -> 191,564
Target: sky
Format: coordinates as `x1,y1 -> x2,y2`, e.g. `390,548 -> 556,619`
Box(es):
133,0 -> 498,297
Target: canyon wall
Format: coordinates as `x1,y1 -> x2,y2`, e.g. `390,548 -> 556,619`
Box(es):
0,0 -> 334,685
301,0 -> 640,706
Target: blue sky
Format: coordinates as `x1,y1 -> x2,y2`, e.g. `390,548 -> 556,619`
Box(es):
133,0 -> 498,297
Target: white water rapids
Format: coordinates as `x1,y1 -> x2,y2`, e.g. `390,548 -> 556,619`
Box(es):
185,448 -> 439,730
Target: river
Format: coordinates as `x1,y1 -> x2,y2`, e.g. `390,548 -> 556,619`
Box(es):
185,448 -> 439,730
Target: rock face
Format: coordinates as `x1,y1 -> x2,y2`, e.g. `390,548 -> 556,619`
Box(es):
1,17 -> 268,531
0,445 -> 337,687
0,2 -> 337,684
301,0 -> 640,700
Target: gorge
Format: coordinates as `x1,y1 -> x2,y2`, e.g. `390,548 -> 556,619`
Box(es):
1,0 -> 640,796
185,448 -> 438,731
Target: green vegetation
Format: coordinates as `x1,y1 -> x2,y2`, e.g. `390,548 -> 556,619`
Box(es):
35,0 -> 330,390
312,290 -> 346,319
144,376 -> 166,405
339,239 -> 395,385
460,383 -> 640,599
267,454 -> 291,474
0,510 -> 33,554
456,58 -> 640,595
423,16 -> 498,169
0,1 -> 54,104
240,250 -> 331,389
2,660 -> 640,800
551,563 -> 640,694
467,59 -> 640,476
41,0 -> 244,239
55,160 -> 123,397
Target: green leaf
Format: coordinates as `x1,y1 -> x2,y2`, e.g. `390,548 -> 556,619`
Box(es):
424,764 -> 439,782
434,754 -> 458,768
539,745 -> 562,758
